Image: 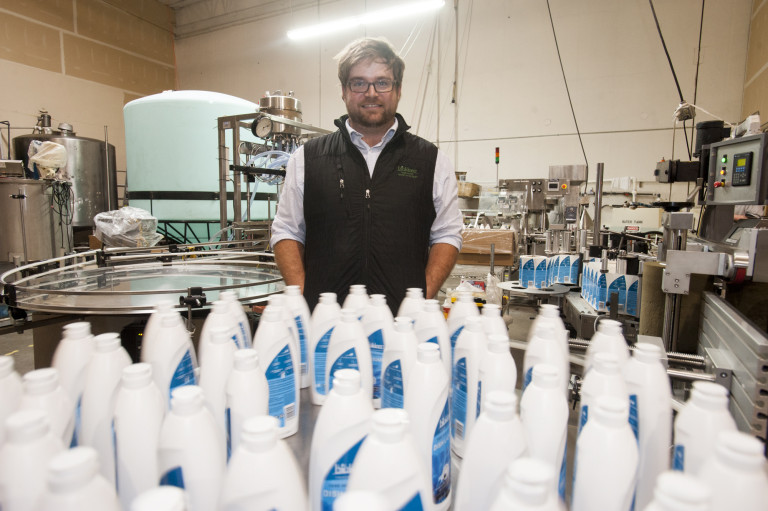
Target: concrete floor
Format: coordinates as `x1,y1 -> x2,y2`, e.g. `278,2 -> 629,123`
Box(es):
0,324 -> 35,375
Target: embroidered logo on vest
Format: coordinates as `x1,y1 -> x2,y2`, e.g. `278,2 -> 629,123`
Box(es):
396,165 -> 419,178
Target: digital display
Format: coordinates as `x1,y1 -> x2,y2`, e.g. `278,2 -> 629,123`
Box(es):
737,158 -> 747,168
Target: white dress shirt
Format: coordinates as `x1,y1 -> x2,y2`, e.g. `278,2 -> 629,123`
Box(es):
270,118 -> 464,250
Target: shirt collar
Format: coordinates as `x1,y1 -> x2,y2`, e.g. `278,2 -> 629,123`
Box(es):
345,118 -> 398,150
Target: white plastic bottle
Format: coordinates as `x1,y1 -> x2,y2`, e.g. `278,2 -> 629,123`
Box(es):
225,349 -> 268,458
310,368 -> 374,511
413,299 -> 452,377
80,333 -> 132,485
478,334 -> 517,412
50,322 -> 94,447
0,410 -> 64,511
342,284 -> 370,318
37,446 -> 121,511
310,292 -> 342,405
451,316 -> 487,457
454,391 -> 528,511
623,343 -> 672,511
397,287 -> 425,323
489,457 -> 563,511
571,396 -> 638,511
220,415 -> 307,511
198,323 -> 237,445
131,486 -> 188,511
333,490 -> 388,511
642,470 -> 711,511
266,294 -> 302,383
141,309 -> 198,410
404,343 -> 451,510
381,317 -> 418,409
698,430 -> 768,510
361,294 -> 394,408
158,386 -> 225,511
252,304 -> 300,437
526,304 -> 566,343
481,304 -> 508,337
673,381 -> 736,473
520,364 -> 568,499
0,355 -> 22,447
578,352 -> 628,434
346,408 -> 432,510
522,322 -> 570,395
326,308 -> 373,401
584,319 -> 630,374
220,290 -> 252,349
113,363 -> 165,510
447,292 -> 479,363
18,368 -> 74,444
284,285 -> 312,389
198,301 -> 242,368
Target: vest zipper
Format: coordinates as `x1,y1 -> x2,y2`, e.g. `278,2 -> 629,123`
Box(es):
364,188 -> 371,280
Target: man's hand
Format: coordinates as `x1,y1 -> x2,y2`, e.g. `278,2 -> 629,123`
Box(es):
425,243 -> 459,299
273,239 -> 306,291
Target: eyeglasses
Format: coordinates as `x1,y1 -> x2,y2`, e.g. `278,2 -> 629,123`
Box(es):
347,78 -> 397,93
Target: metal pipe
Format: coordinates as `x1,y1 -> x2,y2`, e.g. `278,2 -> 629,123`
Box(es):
667,368 -> 716,383
17,188 -> 28,264
104,126 -> 112,211
593,162 -> 604,245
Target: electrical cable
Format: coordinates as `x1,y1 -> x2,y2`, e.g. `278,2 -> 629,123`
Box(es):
545,0 -> 589,172
690,0 -> 706,148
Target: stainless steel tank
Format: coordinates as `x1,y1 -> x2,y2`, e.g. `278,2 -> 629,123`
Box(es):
259,91 -> 302,136
0,178 -> 64,262
13,129 -> 117,227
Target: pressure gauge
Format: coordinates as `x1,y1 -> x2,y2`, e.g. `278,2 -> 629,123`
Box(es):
251,115 -> 274,139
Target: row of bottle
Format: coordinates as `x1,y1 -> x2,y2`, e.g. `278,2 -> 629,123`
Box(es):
580,258 -> 641,316
519,254 -> 581,289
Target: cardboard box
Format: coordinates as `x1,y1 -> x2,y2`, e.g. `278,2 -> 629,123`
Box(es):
458,229 -> 517,266
457,181 -> 480,198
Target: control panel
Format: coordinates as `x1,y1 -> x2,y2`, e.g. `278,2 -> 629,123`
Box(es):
707,133 -> 768,205
498,178 -> 571,211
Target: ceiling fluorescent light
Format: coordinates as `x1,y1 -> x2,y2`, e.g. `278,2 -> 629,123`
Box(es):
287,0 -> 445,40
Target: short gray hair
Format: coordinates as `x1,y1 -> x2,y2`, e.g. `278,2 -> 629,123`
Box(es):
335,37 -> 405,88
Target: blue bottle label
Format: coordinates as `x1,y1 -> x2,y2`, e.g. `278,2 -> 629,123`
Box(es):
237,320 -> 250,349
627,280 -> 640,316
160,466 -> 185,488
629,394 -> 639,442
608,275 -> 627,312
321,437 -> 365,511
579,404 -> 589,433
450,326 -> 464,351
400,492 -> 425,511
329,348 -> 359,391
673,444 -> 685,471
382,359 -> 404,409
294,315 -> 308,377
70,394 -> 82,447
225,407 -> 232,460
432,399 -> 451,504
265,344 -> 296,427
523,366 -> 533,391
314,327 -> 334,396
169,349 -> 196,404
369,329 -> 385,399
558,440 -> 567,500
451,357 -> 468,440
426,335 -> 439,345
476,380 -> 482,418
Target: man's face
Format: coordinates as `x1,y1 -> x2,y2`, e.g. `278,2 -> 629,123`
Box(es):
342,59 -> 401,131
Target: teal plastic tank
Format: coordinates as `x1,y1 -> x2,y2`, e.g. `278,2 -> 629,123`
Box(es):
124,90 -> 273,241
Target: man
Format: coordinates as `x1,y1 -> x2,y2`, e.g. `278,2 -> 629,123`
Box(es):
270,37 -> 463,313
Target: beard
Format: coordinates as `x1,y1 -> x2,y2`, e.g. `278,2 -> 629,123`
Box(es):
347,105 -> 396,129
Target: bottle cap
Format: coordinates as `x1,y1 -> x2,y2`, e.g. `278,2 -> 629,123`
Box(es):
393,317 -> 414,332
6,409 -> 50,443
331,369 -> 362,396
633,342 -> 662,364
333,491 -> 388,511
62,322 -> 92,340
219,290 -> 237,302
160,311 -> 181,328
211,300 -> 228,315
592,396 -> 629,428
0,355 -> 15,378
484,391 -> 517,421
690,381 -> 729,410
714,430 -> 765,470
652,471 -> 710,510
208,324 -> 233,345
152,300 -> 174,313
262,305 -> 284,322
532,364 -> 559,389
539,304 -> 560,318
233,349 -> 259,372
405,288 -> 423,299
23,368 -> 59,395
340,308 -> 359,322
597,319 -> 623,336
349,284 -> 367,295
268,294 -> 285,307
464,316 -> 483,332
487,334 -> 509,353
417,342 -> 440,363
47,446 -> 99,493
423,299 -> 440,312
283,285 -> 301,296
318,292 -> 337,304
94,333 -> 121,353
121,363 -> 153,389
372,408 -> 409,443
505,457 -> 552,505
170,386 -> 204,416
241,415 -> 279,452
130,486 -> 187,511
457,292 -> 473,303
369,294 -> 387,307
482,304 -> 501,317
592,352 -> 620,375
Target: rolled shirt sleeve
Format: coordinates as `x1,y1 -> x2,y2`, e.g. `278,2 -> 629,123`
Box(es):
430,149 -> 464,250
270,146 -> 306,247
